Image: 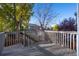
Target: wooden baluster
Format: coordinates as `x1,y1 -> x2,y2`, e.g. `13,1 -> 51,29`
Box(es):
64,33 -> 65,47
15,33 -> 16,44
8,33 -> 10,46
5,34 -> 6,46
18,32 -> 21,43
23,32 -> 24,45
16,32 -> 17,43
24,32 -> 26,46
10,33 -> 11,46
66,34 -> 69,48
55,33 -> 57,44
66,33 -> 67,47
58,33 -> 60,44
61,33 -> 63,46
5,34 -> 6,47
13,33 -> 16,44
70,34 -> 72,49
56,33 -> 58,44
75,34 -> 77,51
6,33 -> 8,46
14,34 -> 15,44
11,33 -> 12,46
12,33 -> 14,45
27,36 -> 29,47
60,33 -> 62,45
11,33 -> 13,45
67,34 -> 69,48
59,33 -> 61,45
57,33 -> 59,44
63,33 -> 65,47
9,33 -> 10,46
10,33 -> 11,47
7,33 -> 8,46
65,33 -> 66,47
73,34 -> 75,50
63,33 -> 64,46
11,34 -> 13,45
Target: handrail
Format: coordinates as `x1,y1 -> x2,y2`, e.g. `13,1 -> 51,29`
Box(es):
45,30 -> 77,34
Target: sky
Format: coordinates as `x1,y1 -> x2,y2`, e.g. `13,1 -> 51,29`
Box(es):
29,3 -> 77,27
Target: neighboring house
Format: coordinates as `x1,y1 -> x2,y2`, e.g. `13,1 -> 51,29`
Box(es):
28,23 -> 42,31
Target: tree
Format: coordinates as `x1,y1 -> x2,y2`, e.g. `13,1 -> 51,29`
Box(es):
0,4 -> 34,32
14,4 -> 34,31
0,4 -> 15,32
32,4 -> 58,42
33,4 -> 58,30
59,17 -> 76,31
52,24 -> 59,31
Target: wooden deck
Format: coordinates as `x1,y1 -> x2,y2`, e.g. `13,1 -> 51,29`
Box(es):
2,43 -> 76,56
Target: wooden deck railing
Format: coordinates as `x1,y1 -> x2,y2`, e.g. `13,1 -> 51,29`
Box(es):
45,31 -> 77,51
4,31 -> 77,51
4,31 -> 39,47
5,32 -> 19,46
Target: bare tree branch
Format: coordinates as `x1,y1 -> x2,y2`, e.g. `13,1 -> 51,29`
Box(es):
33,4 -> 58,30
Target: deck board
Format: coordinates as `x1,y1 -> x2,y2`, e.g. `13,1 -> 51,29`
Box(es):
2,43 -> 76,56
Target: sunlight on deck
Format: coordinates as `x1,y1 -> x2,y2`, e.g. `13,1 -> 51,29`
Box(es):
2,43 -> 76,56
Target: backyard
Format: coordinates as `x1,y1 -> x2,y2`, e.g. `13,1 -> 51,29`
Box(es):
0,3 -> 77,56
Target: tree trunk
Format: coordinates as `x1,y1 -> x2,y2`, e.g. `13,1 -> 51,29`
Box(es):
13,3 -> 19,43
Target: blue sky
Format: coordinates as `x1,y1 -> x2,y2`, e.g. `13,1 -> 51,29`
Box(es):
29,3 -> 77,27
